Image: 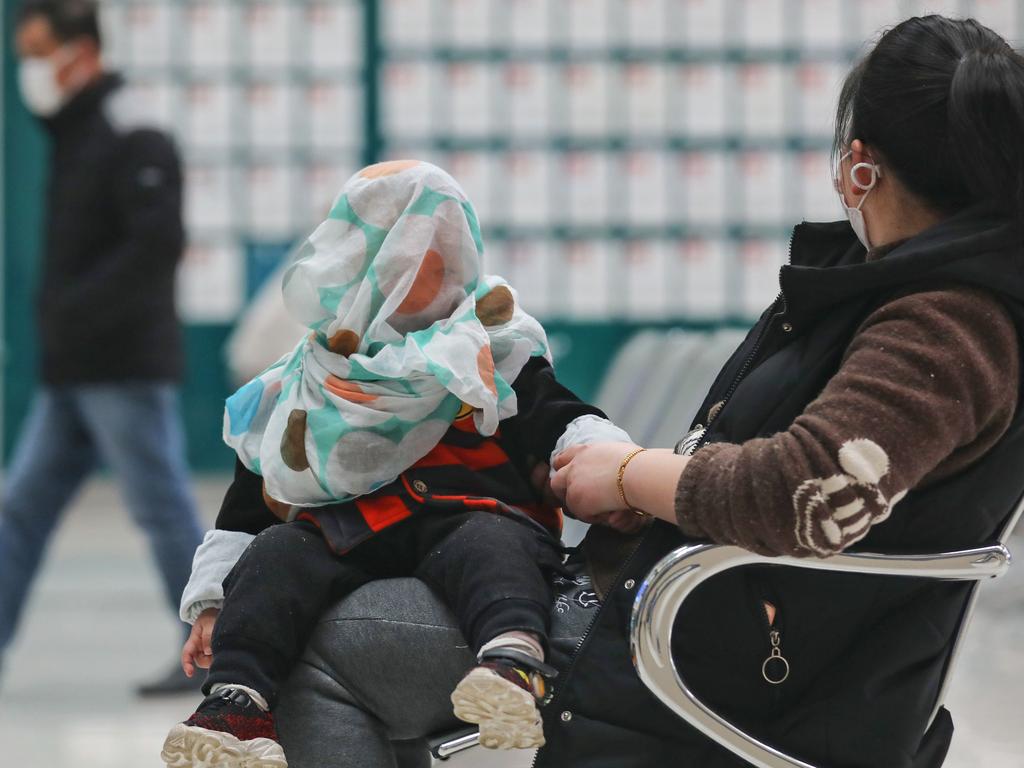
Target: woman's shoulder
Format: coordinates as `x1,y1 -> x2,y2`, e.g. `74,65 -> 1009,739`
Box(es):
873,281 -> 1015,327
855,281 -> 1018,367
847,281 -> 1020,480
850,281 -> 1020,415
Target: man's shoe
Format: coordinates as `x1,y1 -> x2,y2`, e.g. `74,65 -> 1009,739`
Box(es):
161,687 -> 286,767
136,662 -> 206,697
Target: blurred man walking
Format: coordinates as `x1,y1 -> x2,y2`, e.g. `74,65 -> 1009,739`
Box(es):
1,0 -> 205,695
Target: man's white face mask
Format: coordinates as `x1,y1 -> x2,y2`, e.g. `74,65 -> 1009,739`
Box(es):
18,47 -> 77,117
834,151 -> 883,250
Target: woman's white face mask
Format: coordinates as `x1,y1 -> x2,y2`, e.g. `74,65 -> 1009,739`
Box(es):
17,47 -> 78,117
834,151 -> 883,250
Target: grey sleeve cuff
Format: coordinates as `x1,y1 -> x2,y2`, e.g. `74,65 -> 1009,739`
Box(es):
550,415 -> 635,469
179,530 -> 255,624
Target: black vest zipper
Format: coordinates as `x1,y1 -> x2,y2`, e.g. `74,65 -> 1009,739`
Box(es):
530,535 -> 649,768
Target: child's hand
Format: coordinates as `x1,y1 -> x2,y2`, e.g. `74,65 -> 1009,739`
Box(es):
604,508 -> 651,534
530,462 -> 561,509
182,607 -> 220,678
572,508 -> 651,534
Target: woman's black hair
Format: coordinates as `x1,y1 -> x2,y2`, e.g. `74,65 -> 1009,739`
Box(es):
834,15 -> 1024,220
17,0 -> 101,48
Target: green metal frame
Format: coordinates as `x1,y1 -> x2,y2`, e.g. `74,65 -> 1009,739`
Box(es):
3,0 -> 46,466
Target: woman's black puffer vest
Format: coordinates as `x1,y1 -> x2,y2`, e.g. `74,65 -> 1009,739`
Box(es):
537,207 -> 1024,768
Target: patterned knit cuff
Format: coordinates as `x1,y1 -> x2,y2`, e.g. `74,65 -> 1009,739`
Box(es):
674,442 -> 737,539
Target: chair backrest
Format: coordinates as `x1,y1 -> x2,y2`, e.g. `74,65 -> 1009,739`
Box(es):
926,489 -> 1024,727
618,332 -> 705,445
593,330 -> 663,424
997,490 -> 1024,544
646,329 -> 744,449
596,328 -> 744,448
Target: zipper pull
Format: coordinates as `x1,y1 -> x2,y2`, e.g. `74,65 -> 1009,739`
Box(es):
674,425 -> 706,456
762,628 -> 790,685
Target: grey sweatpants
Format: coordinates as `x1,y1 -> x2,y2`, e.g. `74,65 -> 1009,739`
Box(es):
273,562 -> 596,767
275,578 -> 474,768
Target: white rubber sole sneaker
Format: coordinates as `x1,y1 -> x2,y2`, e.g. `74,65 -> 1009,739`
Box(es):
160,723 -> 288,767
451,667 -> 546,749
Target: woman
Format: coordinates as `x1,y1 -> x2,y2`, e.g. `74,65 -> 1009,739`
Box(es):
549,15 -> 1024,767
274,15 -> 1024,768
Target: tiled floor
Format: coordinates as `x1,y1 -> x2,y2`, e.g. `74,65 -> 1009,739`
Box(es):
0,477 -> 1021,767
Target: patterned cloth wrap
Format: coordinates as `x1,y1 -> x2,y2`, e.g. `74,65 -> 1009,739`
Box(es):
224,160 -> 551,507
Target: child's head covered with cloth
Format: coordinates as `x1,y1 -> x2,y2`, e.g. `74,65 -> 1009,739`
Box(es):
224,160 -> 550,507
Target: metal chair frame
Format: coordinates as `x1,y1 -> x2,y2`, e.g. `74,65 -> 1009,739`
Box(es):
428,727 -> 480,761
432,497 -> 1023,763
630,495 -> 1024,768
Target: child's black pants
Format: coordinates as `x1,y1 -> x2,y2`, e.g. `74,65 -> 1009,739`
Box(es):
206,511 -> 562,706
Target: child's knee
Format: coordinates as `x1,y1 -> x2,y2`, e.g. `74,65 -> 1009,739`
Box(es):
250,522 -> 320,558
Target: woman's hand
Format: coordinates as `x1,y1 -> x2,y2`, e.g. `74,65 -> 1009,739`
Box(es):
181,607 -> 220,678
551,442 -> 642,523
553,443 -> 690,527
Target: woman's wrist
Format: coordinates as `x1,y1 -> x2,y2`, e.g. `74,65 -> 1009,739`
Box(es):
621,449 -> 689,525
616,447 -> 648,513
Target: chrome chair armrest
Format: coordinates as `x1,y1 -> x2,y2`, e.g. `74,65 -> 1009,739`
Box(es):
630,543 -> 1011,768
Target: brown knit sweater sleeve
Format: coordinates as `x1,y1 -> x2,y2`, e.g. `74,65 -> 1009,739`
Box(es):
675,285 -> 1019,557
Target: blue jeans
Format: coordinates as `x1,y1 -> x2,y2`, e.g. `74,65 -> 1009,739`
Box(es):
0,384 -> 205,653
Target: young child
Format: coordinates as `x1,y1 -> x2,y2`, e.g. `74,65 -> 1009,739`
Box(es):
161,161 -> 629,767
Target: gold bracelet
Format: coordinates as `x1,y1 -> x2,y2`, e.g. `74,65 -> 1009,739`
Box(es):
617,448 -> 648,516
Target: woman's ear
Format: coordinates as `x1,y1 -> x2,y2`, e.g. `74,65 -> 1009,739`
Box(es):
847,139 -> 877,196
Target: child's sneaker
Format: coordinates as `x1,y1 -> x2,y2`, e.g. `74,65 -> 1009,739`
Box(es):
451,648 -> 558,750
161,686 -> 287,767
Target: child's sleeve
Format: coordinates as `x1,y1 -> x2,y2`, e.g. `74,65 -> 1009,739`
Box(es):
503,357 -> 633,469
214,458 -> 284,533
178,459 -> 281,623
179,529 -> 254,623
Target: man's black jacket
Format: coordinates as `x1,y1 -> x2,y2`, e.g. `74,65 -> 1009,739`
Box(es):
37,73 -> 184,385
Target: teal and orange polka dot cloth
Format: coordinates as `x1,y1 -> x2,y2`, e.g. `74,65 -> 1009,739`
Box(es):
224,160 -> 551,507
